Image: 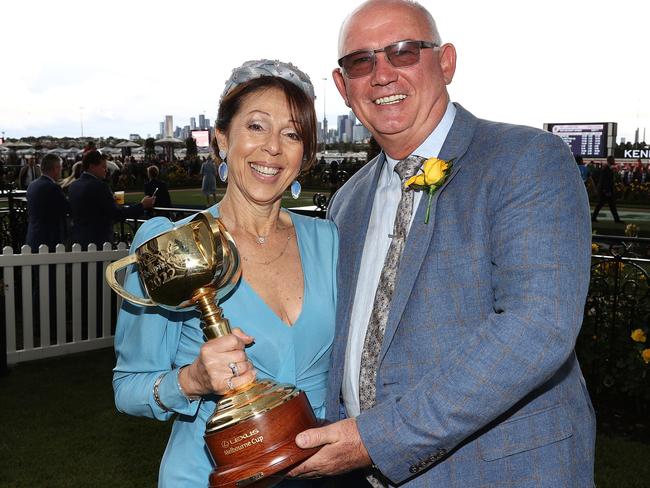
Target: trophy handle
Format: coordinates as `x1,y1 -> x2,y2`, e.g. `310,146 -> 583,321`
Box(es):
105,254 -> 157,307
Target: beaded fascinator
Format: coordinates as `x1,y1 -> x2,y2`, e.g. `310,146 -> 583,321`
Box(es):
221,59 -> 315,101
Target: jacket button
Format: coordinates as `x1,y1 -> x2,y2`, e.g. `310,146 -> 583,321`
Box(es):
409,465 -> 418,474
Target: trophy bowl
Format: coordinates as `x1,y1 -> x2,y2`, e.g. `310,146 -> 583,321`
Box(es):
106,211 -> 320,487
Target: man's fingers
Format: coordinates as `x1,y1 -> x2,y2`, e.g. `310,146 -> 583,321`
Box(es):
295,425 -> 333,449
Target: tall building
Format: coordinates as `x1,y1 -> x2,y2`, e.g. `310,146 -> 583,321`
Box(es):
164,115 -> 173,138
349,110 -> 357,127
337,115 -> 348,143
199,114 -> 206,130
352,124 -> 370,143
159,122 -> 164,138
205,118 -> 211,130
190,117 -> 196,130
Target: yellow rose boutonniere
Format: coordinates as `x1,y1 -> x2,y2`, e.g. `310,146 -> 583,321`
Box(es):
631,328 -> 647,343
642,349 -> 650,364
404,157 -> 454,224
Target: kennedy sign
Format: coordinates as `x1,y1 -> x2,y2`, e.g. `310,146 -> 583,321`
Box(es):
623,149 -> 650,159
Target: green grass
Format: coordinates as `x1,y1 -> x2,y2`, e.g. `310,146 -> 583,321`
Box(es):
124,188 -> 326,211
1,349 -> 649,487
0,348 -> 169,488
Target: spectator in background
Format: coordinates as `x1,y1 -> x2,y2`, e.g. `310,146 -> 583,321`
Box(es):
632,159 -> 644,183
60,161 -> 83,193
144,165 -> 172,217
17,157 -> 42,189
69,150 -> 155,249
25,154 -> 69,252
199,156 -> 218,207
592,155 -> 623,223
576,155 -> 595,196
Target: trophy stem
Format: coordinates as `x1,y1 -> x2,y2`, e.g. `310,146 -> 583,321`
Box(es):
195,291 -> 232,340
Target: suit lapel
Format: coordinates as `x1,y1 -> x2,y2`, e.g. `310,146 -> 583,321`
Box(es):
380,104 -> 478,362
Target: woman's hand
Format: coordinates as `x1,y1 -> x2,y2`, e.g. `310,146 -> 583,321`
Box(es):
178,328 -> 256,396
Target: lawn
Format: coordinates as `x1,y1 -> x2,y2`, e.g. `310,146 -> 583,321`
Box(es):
1,349 -> 649,487
124,187 -> 327,211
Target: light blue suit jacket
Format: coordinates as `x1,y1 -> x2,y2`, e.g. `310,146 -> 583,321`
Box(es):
326,104 -> 595,486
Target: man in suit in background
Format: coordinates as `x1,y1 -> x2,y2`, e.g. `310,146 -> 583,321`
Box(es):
69,150 -> 155,250
291,1 -> 595,486
18,157 -> 42,190
25,153 -> 69,252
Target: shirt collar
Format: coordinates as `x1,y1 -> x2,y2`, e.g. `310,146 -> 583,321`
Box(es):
384,100 -> 457,173
42,174 -> 55,183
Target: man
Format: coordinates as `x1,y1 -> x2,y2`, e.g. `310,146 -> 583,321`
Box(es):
25,153 -> 69,252
591,155 -> 623,223
69,150 -> 155,249
18,157 -> 42,189
290,1 -> 595,486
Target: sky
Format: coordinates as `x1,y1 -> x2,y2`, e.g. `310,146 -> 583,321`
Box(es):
1,0 -> 648,143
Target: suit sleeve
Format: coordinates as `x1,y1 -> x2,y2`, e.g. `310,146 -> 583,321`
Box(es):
94,181 -> 143,222
356,133 -> 592,483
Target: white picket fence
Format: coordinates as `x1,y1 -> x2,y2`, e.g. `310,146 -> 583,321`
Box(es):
1,243 -> 129,364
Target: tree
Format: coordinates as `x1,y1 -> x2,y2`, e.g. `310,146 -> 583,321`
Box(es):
144,138 -> 156,163
185,136 -> 198,160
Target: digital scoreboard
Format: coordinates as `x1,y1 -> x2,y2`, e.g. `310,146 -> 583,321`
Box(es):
191,130 -> 210,148
543,122 -> 617,158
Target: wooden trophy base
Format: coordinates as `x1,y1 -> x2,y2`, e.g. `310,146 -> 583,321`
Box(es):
206,389 -> 320,488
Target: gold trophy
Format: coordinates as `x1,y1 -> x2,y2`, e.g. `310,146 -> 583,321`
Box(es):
106,211 -> 319,488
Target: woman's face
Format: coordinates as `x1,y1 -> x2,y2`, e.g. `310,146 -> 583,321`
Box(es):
216,87 -> 304,207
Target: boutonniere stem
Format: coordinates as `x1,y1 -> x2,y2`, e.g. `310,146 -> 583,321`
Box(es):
404,157 -> 454,224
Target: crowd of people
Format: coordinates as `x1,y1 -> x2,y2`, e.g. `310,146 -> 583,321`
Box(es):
22,149 -> 158,252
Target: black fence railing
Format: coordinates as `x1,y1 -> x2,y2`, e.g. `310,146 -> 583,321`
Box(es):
577,235 -> 650,424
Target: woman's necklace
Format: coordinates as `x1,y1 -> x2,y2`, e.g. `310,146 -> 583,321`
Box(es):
242,233 -> 293,266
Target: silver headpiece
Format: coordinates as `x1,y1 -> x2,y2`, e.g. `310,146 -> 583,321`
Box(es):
221,59 -> 315,101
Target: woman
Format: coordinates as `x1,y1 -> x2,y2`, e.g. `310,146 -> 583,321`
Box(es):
200,156 -> 218,206
112,60 -> 337,487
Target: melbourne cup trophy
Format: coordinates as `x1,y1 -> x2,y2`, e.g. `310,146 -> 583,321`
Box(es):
106,211 -> 320,487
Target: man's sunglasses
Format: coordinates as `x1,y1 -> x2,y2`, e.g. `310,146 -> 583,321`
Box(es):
337,40 -> 439,79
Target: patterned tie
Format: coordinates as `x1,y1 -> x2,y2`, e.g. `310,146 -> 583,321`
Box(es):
359,155 -> 424,488
359,155 -> 425,412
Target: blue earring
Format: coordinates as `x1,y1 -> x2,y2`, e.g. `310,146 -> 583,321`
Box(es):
218,150 -> 228,182
291,180 -> 301,199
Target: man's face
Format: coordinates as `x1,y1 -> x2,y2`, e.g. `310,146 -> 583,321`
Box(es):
333,2 -> 456,156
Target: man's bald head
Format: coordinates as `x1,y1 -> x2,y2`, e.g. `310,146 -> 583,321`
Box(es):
338,0 -> 441,58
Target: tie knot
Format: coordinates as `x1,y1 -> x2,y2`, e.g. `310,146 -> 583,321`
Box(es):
394,155 -> 425,181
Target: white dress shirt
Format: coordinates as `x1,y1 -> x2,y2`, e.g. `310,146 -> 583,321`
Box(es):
342,101 -> 457,417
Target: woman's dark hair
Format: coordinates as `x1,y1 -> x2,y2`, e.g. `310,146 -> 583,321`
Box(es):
212,77 -> 317,172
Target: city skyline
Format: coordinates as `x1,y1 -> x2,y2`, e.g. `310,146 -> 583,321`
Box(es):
1,0 -> 649,143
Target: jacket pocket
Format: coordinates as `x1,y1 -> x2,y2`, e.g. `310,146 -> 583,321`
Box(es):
479,404 -> 573,461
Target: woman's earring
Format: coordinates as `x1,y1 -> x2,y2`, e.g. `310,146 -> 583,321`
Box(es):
218,150 -> 228,182
290,180 -> 301,199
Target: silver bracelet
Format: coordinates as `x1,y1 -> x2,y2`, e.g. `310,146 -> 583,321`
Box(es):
177,365 -> 201,402
153,372 -> 171,412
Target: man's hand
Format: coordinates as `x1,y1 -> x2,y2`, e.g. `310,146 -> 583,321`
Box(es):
288,418 -> 372,478
141,195 -> 156,209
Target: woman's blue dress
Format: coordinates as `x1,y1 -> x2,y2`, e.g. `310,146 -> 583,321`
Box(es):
113,205 -> 338,487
